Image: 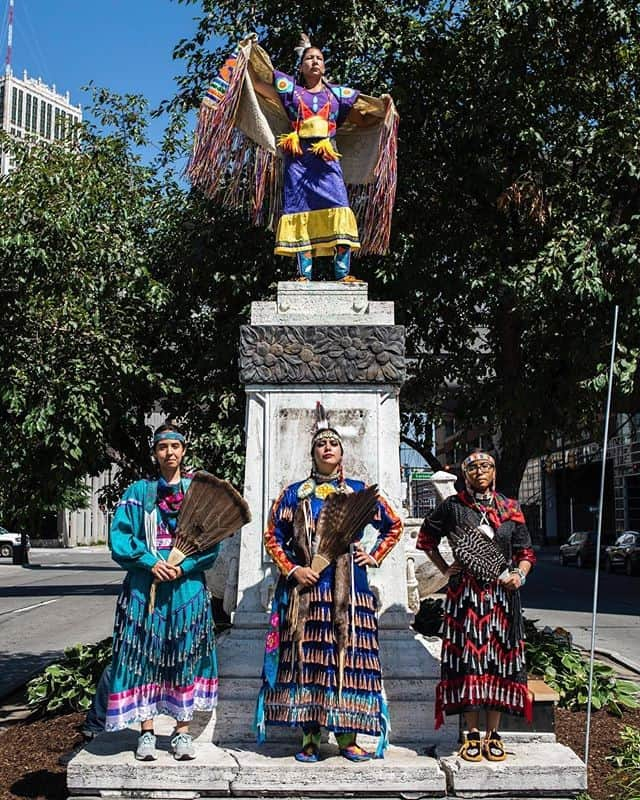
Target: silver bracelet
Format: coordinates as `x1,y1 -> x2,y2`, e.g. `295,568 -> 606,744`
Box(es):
512,567 -> 527,585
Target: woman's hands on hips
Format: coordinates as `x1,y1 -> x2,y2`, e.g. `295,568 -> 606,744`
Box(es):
444,562 -> 462,578
151,561 -> 181,582
353,543 -> 378,568
294,566 -> 320,587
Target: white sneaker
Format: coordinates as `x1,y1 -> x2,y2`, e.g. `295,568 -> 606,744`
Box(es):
171,732 -> 195,760
135,731 -> 157,761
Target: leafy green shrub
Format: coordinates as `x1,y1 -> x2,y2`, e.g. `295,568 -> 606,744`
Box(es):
525,619 -> 640,715
27,637 -> 112,715
606,726 -> 640,800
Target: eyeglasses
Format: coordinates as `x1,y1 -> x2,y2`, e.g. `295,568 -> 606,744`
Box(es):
466,463 -> 494,474
315,438 -> 340,448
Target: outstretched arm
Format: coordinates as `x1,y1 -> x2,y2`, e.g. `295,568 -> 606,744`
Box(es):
347,106 -> 379,128
248,63 -> 279,103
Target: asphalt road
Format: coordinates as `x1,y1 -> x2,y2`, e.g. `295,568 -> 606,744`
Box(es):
0,547 -> 121,698
0,544 -> 638,701
521,548 -> 640,671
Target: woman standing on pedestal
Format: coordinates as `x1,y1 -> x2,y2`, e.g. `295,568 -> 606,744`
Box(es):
255,420 -> 403,761
416,450 -> 536,762
250,35 -> 376,282
105,424 -> 220,762
188,35 -> 398,281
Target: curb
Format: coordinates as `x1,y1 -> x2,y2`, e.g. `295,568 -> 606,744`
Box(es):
592,647 -> 640,676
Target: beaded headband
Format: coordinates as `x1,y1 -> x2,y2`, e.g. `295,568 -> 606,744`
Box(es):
311,427 -> 343,447
153,431 -> 186,445
461,451 -> 495,473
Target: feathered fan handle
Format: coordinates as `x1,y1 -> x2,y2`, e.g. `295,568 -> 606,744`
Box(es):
148,547 -> 187,613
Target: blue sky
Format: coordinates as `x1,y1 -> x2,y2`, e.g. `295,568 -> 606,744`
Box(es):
1,0 -> 201,162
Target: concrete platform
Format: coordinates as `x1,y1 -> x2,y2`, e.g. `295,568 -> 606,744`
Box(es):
440,742 -> 587,797
67,718 -> 586,799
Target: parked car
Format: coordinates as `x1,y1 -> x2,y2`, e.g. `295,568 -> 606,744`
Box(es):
559,531 -> 598,567
604,531 -> 640,576
0,526 -> 30,558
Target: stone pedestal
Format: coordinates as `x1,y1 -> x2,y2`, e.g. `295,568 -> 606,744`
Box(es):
213,281 -> 455,747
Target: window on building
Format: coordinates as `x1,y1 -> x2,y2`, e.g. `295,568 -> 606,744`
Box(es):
31,97 -> 38,133
11,87 -> 17,124
54,108 -> 60,140
40,99 -> 46,136
17,89 -> 23,127
46,103 -> 52,138
0,85 -> 4,124
25,94 -> 31,131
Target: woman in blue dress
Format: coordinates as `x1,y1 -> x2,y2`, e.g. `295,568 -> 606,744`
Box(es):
255,426 -> 403,761
105,424 -> 220,761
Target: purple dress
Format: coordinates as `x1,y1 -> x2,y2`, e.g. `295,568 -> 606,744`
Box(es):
273,71 -> 361,257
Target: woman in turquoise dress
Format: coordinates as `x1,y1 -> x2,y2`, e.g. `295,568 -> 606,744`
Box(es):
105,424 -> 220,761
255,426 -> 403,761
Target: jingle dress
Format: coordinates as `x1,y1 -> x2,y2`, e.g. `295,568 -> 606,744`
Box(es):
273,71 -> 361,257
417,491 -> 536,729
255,477 -> 402,756
105,476 -> 220,731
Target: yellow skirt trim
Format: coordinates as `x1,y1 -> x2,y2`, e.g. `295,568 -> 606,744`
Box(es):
274,207 -> 361,257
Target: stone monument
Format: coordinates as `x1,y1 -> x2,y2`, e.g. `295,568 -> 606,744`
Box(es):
214,281 -> 454,748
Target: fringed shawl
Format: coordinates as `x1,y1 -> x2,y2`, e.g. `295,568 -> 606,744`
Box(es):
187,36 -> 399,255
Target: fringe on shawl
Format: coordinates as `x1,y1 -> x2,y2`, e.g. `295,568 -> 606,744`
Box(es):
347,100 -> 399,255
187,43 -> 399,256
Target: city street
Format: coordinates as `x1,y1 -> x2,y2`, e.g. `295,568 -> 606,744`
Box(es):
0,544 -> 638,701
521,548 -> 640,672
0,547 -> 120,698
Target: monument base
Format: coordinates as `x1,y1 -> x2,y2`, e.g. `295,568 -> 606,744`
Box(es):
67,725 -> 586,799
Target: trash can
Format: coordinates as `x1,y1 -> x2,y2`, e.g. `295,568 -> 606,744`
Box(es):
12,544 -> 29,565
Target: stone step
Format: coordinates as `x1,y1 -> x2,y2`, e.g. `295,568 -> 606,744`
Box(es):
440,741 -> 586,797
67,728 -> 586,798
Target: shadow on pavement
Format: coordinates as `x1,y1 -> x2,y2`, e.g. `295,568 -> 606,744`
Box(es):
0,649 -> 64,700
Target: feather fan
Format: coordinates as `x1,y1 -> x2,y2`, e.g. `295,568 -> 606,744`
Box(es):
310,484 -> 379,572
149,471 -> 251,612
448,522 -> 507,582
311,484 -> 379,697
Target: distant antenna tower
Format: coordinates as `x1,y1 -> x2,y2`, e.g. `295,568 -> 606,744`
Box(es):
5,0 -> 14,75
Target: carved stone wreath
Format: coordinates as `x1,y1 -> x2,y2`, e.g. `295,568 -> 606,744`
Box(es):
239,325 -> 406,385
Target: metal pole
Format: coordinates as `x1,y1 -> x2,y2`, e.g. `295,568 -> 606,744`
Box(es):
585,305 -> 619,768
569,496 -> 574,534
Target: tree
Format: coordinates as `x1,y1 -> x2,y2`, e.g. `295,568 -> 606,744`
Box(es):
0,93 -> 175,544
167,0 -> 640,494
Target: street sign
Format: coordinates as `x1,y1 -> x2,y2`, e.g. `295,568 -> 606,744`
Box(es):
411,470 -> 433,481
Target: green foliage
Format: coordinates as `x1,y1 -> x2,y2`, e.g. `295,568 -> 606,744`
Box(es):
167,0 -> 640,494
0,88 -> 177,528
525,619 -> 640,715
27,638 -> 113,715
4,0 -> 640,521
607,726 -> 640,800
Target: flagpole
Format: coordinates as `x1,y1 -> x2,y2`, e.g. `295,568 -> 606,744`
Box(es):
584,305 -> 619,768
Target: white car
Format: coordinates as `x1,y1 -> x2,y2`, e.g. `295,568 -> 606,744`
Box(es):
0,526 -> 30,558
